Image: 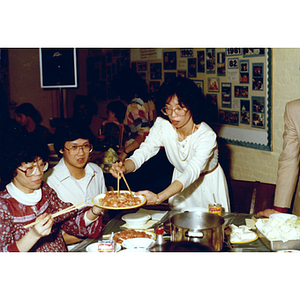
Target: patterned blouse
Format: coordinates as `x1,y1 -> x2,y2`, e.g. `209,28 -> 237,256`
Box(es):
123,98 -> 156,146
0,182 -> 103,252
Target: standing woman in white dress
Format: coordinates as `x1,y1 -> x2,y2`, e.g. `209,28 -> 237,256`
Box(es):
110,77 -> 230,212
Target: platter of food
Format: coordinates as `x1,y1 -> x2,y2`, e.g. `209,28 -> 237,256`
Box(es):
255,217 -> 300,251
92,191 -> 147,210
112,229 -> 156,245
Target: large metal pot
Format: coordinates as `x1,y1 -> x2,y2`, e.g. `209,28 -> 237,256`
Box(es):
170,211 -> 224,251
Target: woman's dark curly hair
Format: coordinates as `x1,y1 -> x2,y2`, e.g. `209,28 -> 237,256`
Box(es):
156,77 -> 208,124
54,120 -> 95,158
1,132 -> 49,184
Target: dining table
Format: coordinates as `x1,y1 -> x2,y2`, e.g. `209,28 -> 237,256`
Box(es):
70,204 -> 273,252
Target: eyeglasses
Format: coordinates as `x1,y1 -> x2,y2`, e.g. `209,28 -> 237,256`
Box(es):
18,161 -> 49,177
161,106 -> 188,116
64,143 -> 93,155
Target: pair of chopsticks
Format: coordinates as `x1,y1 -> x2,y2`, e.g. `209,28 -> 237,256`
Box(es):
23,201 -> 86,229
117,172 -> 132,196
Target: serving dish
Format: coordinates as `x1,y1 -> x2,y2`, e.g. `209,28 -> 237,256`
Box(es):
230,234 -> 258,244
269,213 -> 297,221
112,229 -> 156,245
92,191 -> 146,210
256,219 -> 300,251
122,238 -> 155,250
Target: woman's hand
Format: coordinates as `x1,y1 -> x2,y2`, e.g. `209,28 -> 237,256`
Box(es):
110,161 -> 126,178
136,190 -> 161,206
257,209 -> 280,218
32,213 -> 54,238
16,213 -> 54,251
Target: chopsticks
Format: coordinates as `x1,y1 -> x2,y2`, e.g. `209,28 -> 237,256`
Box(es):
23,201 -> 86,229
120,172 -> 133,195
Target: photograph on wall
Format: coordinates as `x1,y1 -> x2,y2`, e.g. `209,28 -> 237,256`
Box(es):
194,80 -> 204,91
208,78 -> 219,92
39,48 -> 77,88
163,51 -> 177,70
197,50 -> 205,73
234,85 -> 248,98
180,48 -> 194,57
206,48 -> 216,74
221,82 -> 232,108
149,81 -> 161,100
252,62 -> 264,91
252,112 -> 265,128
188,58 -> 196,78
240,59 -> 249,84
217,52 -> 226,76
240,99 -> 250,125
150,62 -> 162,79
243,48 -> 265,57
164,72 -> 176,82
252,96 -> 265,113
137,62 -> 147,72
206,94 -> 218,124
177,70 -> 186,77
219,110 -> 239,126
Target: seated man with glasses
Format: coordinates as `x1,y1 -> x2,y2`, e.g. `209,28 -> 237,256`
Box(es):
45,121 -> 106,248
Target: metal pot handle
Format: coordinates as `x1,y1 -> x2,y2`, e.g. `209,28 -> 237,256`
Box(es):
185,231 -> 204,238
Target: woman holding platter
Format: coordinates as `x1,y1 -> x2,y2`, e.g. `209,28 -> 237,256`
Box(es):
110,77 -> 230,211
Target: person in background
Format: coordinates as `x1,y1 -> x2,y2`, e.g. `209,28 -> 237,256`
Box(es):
14,102 -> 53,145
258,99 -> 300,217
111,68 -> 157,162
45,121 -> 107,248
100,100 -> 127,152
110,77 -> 230,211
72,95 -> 103,148
0,133 -> 104,252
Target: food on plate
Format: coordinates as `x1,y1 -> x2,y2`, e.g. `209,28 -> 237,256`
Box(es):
99,191 -> 142,208
113,229 -> 153,244
256,215 -> 300,241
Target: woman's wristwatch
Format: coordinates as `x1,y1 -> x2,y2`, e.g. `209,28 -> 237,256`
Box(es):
91,206 -> 105,216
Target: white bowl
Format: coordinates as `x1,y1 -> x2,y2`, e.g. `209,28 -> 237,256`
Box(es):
122,212 -> 151,228
269,213 -> 297,222
122,238 -> 155,250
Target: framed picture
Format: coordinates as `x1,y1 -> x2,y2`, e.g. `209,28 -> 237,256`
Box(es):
208,78 -> 219,92
39,48 -> 77,88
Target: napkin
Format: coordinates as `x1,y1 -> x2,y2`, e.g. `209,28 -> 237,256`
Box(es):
136,208 -> 168,221
229,224 -> 257,243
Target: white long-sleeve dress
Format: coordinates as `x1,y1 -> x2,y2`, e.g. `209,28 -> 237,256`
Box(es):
129,117 -> 230,211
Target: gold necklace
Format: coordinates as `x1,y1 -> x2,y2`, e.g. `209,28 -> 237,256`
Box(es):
176,123 -> 195,161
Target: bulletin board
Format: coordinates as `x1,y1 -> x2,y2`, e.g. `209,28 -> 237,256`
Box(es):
130,48 -> 272,151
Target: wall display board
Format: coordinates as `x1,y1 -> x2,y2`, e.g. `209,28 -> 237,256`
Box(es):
131,48 -> 272,151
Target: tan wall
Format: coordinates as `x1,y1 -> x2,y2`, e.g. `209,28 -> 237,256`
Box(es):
7,48 -> 300,184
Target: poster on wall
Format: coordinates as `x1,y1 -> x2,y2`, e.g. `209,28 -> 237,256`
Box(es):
39,48 -> 77,88
130,47 -> 272,151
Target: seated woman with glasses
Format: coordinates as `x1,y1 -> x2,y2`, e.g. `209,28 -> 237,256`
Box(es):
45,121 -> 107,248
110,77 -> 230,212
0,134 -> 104,252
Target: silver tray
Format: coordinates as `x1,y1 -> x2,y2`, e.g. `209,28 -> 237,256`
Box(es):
256,223 -> 300,251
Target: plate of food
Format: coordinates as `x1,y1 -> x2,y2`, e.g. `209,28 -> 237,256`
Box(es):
112,229 -> 156,245
92,191 -> 147,210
